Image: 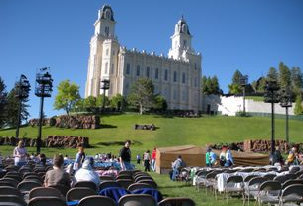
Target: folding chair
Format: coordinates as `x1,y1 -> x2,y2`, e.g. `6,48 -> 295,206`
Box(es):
256,180 -> 281,206
158,197 -> 195,206
279,184 -> 303,206
28,196 -> 66,206
118,194 -> 157,206
74,181 -> 97,192
78,195 -> 115,206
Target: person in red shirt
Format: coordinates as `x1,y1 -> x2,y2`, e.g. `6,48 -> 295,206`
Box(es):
151,147 -> 156,172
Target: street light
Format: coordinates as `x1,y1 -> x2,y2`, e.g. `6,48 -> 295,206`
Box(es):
240,75 -> 248,115
280,88 -> 292,143
264,80 -> 280,159
15,74 -> 31,137
100,79 -> 110,110
35,67 -> 53,154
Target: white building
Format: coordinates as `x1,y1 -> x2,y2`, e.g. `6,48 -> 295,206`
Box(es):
85,5 -> 202,111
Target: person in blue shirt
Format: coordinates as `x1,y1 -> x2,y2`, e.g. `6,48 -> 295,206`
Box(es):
73,145 -> 86,172
225,148 -> 234,167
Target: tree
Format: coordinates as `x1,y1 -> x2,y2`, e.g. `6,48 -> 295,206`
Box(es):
279,62 -> 291,89
83,96 -> 97,108
0,77 -> 7,127
294,94 -> 303,115
201,75 -> 221,95
5,82 -> 30,127
153,95 -> 167,112
54,80 -> 80,115
110,94 -> 125,110
291,67 -> 303,95
228,70 -> 242,94
128,78 -> 154,114
231,69 -> 242,85
96,95 -> 109,107
210,76 -> 220,94
267,67 -> 278,82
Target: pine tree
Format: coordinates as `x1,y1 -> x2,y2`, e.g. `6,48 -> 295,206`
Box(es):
228,70 -> 242,94
279,62 -> 291,89
5,83 -> 30,127
0,77 -> 7,127
267,67 -> 278,82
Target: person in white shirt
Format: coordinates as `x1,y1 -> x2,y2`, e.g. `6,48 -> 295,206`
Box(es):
74,159 -> 100,188
13,140 -> 27,166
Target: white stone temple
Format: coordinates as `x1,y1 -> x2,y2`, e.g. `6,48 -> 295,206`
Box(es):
85,5 -> 202,111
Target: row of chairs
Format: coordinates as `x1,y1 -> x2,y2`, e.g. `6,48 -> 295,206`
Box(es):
0,193 -> 194,206
195,166 -> 303,205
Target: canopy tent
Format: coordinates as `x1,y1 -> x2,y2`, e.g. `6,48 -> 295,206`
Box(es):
155,145 -> 269,174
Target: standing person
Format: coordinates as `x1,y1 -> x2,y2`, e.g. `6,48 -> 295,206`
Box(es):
119,140 -> 133,171
151,147 -> 156,172
143,150 -> 151,172
205,148 -> 211,167
272,146 -> 284,166
171,155 -> 186,181
225,147 -> 234,167
44,154 -> 71,189
13,140 -> 27,166
73,145 -> 86,172
136,154 -> 141,164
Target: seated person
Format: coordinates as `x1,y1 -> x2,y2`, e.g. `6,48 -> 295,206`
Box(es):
219,147 -> 227,166
286,147 -> 297,165
44,154 -> 71,189
74,158 -> 100,188
210,150 -> 217,166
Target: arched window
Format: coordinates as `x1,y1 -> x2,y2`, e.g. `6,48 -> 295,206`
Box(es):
105,26 -> 109,37
182,24 -> 187,33
182,72 -> 186,83
155,68 -> 159,79
105,9 -> 111,19
164,69 -> 168,81
173,71 -> 177,82
126,63 -> 130,75
183,40 -> 187,48
136,65 -> 140,76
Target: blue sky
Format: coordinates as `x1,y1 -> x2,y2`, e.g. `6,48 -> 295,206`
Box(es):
1,0 -> 303,118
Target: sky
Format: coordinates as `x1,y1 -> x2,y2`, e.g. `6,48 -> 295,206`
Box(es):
0,0 -> 303,118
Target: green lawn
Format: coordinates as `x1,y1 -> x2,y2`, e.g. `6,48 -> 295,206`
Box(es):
0,114 -> 302,206
245,96 -> 264,101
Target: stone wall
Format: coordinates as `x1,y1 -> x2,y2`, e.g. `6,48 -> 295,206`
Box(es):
29,115 -> 100,129
202,94 -> 295,116
243,139 -> 291,153
0,136 -> 89,148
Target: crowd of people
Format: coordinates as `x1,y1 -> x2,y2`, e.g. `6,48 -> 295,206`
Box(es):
272,145 -> 303,166
205,146 -> 234,167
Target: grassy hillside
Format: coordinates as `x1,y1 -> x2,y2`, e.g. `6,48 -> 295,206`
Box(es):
1,114 -> 302,206
0,114 -> 302,157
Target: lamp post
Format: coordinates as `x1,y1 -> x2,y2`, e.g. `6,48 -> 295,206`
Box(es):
100,79 -> 110,110
35,67 -> 53,154
240,75 -> 248,115
264,80 -> 280,158
15,75 -> 31,137
280,88 -> 292,143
